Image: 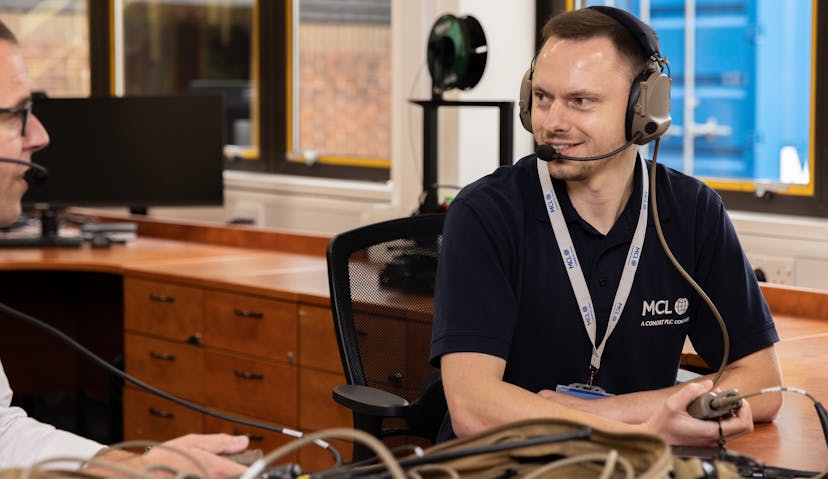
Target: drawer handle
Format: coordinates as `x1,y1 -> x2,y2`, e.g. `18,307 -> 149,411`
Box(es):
234,308 -> 264,319
149,293 -> 175,303
356,329 -> 368,338
234,370 -> 264,380
149,351 -> 176,361
388,371 -> 404,388
148,407 -> 174,419
234,430 -> 264,442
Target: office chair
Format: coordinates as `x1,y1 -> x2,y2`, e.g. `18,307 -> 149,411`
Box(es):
326,213 -> 448,461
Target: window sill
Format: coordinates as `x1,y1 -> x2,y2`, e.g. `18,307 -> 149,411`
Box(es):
223,170 -> 393,202
729,210 -> 828,243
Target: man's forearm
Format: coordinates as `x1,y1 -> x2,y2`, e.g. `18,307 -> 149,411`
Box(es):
454,380 -> 646,436
709,347 -> 783,422
442,357 -> 645,437
540,384 -> 683,424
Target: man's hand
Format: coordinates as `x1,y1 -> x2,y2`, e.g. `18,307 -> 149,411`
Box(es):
538,380 -> 754,445
92,433 -> 250,479
641,380 -> 753,446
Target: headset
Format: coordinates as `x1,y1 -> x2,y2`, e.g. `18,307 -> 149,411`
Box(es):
518,5 -> 672,146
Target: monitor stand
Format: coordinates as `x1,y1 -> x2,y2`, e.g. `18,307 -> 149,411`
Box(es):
0,208 -> 83,248
129,206 -> 148,215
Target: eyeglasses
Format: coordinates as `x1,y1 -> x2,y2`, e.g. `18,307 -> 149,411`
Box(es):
0,98 -> 32,137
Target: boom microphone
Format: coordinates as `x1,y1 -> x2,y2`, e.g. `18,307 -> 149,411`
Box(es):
0,157 -> 49,186
535,132 -> 642,162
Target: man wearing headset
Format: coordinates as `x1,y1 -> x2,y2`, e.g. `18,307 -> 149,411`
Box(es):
431,6 -> 783,446
0,19 -> 249,477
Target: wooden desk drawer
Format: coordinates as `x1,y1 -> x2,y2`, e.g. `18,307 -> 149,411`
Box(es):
298,368 -> 351,431
123,387 -> 203,442
125,278 -> 203,341
204,291 -> 297,363
298,305 -> 341,372
204,350 -> 297,426
125,333 -> 204,401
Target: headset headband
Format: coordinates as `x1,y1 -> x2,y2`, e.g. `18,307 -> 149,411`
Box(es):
587,5 -> 663,66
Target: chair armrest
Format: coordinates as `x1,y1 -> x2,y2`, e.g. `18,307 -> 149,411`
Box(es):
333,384 -> 410,417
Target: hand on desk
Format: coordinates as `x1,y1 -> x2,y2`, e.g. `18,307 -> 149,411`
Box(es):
538,380 -> 754,446
91,433 -> 250,479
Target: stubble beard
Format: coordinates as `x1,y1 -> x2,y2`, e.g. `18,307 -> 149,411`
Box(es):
546,159 -> 597,182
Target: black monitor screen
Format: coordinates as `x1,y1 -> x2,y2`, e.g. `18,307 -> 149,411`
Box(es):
24,95 -> 224,209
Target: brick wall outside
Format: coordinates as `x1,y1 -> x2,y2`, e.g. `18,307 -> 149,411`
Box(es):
299,22 -> 391,160
0,9 -> 90,98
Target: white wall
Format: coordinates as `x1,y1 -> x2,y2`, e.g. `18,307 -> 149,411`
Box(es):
730,211 -> 828,290
456,0 -> 536,184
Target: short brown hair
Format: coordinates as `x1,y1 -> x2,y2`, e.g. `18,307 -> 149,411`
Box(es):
0,18 -> 19,44
541,8 -> 657,77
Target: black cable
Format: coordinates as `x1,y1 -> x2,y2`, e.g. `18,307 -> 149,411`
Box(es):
0,300 -> 343,467
707,450 -> 821,478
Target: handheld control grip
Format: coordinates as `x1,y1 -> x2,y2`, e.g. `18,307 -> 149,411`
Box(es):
687,389 -> 742,420
220,449 -> 264,466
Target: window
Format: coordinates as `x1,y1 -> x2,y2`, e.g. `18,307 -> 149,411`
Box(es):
0,0 -> 90,97
115,0 -> 256,156
282,0 -> 392,181
584,0 -> 825,216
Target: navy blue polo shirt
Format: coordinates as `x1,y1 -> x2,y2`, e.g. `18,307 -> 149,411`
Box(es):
431,154 -> 778,398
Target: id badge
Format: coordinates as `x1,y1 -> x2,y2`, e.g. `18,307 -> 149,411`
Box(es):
555,382 -> 614,400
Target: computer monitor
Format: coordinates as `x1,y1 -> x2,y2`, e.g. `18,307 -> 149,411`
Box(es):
25,95 -> 225,209
187,79 -> 251,146
2,95 -> 224,247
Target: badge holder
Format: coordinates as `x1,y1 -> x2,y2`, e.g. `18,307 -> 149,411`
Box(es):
555,382 -> 614,400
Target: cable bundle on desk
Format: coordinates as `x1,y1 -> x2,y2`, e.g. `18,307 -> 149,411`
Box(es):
236,420 -> 765,479
0,415 -> 822,479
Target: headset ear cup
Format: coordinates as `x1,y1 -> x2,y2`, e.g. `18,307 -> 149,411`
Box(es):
627,69 -> 672,144
625,71 -> 644,142
519,68 -> 533,133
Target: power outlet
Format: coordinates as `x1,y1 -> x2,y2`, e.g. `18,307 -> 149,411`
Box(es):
748,254 -> 795,285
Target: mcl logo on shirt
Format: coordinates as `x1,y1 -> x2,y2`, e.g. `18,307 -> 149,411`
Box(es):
640,298 -> 690,327
641,297 -> 689,316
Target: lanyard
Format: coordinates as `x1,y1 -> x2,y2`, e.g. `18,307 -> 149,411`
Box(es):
536,156 -> 649,385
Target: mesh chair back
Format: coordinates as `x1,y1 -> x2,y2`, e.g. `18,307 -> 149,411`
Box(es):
327,214 -> 445,405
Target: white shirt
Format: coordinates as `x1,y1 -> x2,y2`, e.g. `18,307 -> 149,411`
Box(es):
0,358 -> 104,469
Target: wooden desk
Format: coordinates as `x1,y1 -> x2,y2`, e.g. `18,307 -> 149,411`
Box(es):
1,212 -> 827,471
1,214 -> 348,469
726,307 -> 828,471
